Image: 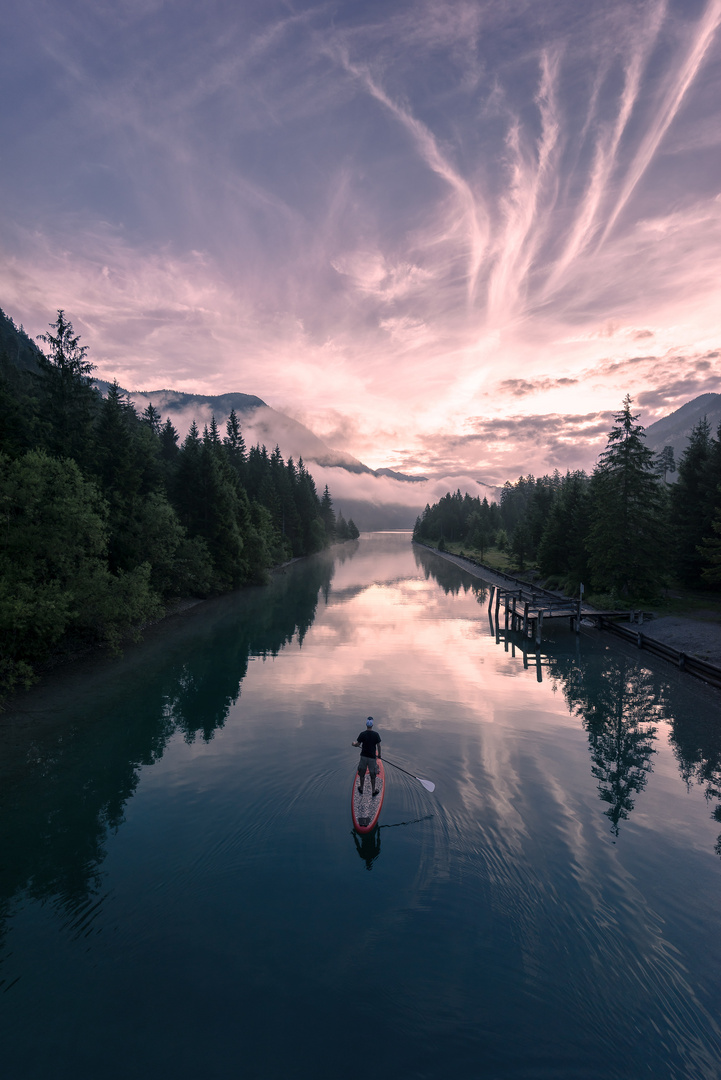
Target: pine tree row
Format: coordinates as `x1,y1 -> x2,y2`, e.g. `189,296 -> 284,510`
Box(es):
414,395 -> 721,599
0,309 -> 341,701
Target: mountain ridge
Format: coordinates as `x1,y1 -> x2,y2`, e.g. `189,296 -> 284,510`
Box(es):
95,379 -> 427,483
3,308 -> 717,506
644,393 -> 721,464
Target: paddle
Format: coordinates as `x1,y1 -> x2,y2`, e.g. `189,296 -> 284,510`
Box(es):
382,758 -> 435,792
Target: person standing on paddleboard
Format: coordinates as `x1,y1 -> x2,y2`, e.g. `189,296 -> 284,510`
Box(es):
353,717 -> 381,797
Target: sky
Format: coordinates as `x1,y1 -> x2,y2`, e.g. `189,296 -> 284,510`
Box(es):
2,0 -> 721,488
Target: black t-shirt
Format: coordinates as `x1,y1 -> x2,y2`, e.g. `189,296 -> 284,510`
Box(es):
357,730 -> 381,758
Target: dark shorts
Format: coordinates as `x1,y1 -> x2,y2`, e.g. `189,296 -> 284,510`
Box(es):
358,754 -> 378,778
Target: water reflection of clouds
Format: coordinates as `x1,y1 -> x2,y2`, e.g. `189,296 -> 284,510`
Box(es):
243,560 -> 585,811
4,536 -> 721,1079
261,592 -> 496,722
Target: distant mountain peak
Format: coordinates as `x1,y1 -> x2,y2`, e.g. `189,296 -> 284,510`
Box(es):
91,382 -> 422,483
645,393 -> 721,461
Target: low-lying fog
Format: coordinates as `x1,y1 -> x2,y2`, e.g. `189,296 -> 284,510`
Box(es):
128,391 -> 498,530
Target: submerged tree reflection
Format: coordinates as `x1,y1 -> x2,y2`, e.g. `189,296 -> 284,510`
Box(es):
413,544 -> 488,601
416,545 -> 721,852
557,654 -> 660,836
665,690 -> 721,856
417,545 -> 662,836
0,553 -> 336,954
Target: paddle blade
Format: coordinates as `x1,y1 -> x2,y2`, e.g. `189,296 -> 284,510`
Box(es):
417,778 -> 435,792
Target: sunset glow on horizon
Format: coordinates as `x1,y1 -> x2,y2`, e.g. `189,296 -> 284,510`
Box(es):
2,0 -> 720,485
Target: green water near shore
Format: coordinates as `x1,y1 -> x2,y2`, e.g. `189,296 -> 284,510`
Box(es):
2,532 -> 721,1079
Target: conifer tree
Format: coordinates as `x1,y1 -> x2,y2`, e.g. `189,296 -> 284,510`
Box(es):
656,445 -> 676,482
586,395 -> 666,597
224,409 -> 246,466
173,422 -> 203,533
0,347 -> 34,456
206,415 -> 221,445
699,508 -> 721,585
36,310 -> 98,463
94,382 -> 147,571
336,511 -> 350,540
320,485 -> 336,539
160,417 -> 179,457
701,423 -> 721,522
141,402 -> 162,436
537,472 -> 590,584
158,417 -> 180,491
295,457 -> 326,553
671,417 -> 712,586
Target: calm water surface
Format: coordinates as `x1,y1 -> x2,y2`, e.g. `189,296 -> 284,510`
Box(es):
2,533 -> 721,1079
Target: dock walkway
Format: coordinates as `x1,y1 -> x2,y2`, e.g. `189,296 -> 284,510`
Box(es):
415,542 -> 721,691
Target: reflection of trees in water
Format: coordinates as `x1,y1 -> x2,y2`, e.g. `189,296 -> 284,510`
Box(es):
547,652 -> 660,835
664,689 -> 721,856
546,650 -> 662,837
412,545 -> 489,602
320,540 -> 358,603
393,541 -> 721,854
0,556 -> 335,946
416,544 -> 663,837
546,643 -> 721,852
167,558 -> 334,743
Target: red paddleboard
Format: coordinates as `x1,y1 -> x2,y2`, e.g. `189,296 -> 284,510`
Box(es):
351,760 -> 385,833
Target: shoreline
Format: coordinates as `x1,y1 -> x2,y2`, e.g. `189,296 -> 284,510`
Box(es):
418,542 -> 721,668
2,544 -> 351,714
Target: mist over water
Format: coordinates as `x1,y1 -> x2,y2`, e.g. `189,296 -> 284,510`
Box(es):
2,533 -> 721,1079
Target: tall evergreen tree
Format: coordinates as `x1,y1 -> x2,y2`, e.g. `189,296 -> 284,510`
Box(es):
35,310 -> 98,463
698,508 -> 721,585
336,511 -> 350,540
160,417 -> 179,460
141,402 -> 162,436
320,485 -> 336,539
0,347 -> 35,456
224,409 -> 246,468
586,396 -> 666,597
206,415 -> 221,445
671,417 -> 712,586
537,472 -> 590,585
94,385 -> 160,571
656,445 -> 676,482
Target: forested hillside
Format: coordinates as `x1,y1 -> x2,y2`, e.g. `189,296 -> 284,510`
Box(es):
0,309 -> 345,703
414,396 -> 721,600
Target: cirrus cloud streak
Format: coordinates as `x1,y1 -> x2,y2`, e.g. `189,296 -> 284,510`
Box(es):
0,0 -> 720,484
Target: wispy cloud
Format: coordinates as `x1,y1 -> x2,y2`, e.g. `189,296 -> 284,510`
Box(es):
600,0 -> 721,243
542,1 -> 666,294
332,44 -> 490,302
486,47 -> 563,323
1,0 -> 720,492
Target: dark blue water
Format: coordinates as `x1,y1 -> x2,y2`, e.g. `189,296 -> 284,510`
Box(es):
2,533 -> 721,1079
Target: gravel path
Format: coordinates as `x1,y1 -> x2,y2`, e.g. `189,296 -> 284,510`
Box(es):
636,615 -> 721,667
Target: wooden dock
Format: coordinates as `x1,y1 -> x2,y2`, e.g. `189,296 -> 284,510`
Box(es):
417,543 -> 721,692
488,584 -> 587,644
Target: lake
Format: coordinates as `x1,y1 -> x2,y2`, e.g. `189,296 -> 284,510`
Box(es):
2,532 -> 721,1080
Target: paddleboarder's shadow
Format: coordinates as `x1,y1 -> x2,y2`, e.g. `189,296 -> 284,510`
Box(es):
352,827 -> 381,870
351,814 -> 435,869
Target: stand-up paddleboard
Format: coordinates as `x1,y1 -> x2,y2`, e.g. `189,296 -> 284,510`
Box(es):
351,760 -> 385,834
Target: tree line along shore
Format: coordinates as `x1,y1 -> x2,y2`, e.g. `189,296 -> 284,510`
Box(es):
414,395 -> 721,608
0,309 -> 357,706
